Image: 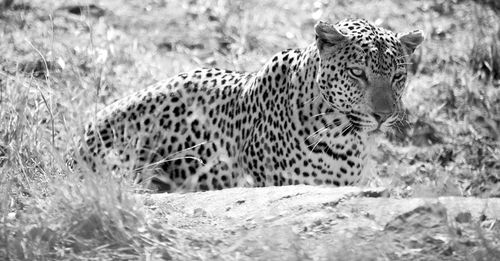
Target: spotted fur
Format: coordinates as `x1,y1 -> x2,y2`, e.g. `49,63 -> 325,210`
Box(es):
79,19 -> 424,192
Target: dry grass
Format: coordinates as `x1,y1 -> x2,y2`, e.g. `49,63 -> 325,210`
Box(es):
1,0 -> 499,259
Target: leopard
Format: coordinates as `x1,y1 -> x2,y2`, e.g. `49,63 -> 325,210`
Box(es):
78,18 -> 424,193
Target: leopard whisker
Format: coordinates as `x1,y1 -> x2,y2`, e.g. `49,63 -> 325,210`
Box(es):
395,54 -> 410,59
340,122 -> 354,136
312,112 -> 327,118
303,94 -> 322,105
312,108 -> 341,118
345,125 -> 355,136
306,126 -> 330,141
310,137 -> 324,153
350,119 -> 372,125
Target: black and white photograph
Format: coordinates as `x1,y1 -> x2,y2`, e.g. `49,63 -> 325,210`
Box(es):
0,0 -> 499,260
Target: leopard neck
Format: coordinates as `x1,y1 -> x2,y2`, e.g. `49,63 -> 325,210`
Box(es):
288,43 -> 333,122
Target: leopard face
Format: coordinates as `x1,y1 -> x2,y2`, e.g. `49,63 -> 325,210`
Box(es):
314,19 -> 424,133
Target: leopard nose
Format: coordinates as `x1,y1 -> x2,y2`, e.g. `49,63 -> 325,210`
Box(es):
372,111 -> 391,124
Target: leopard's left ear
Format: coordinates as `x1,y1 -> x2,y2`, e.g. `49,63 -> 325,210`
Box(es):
398,30 -> 424,54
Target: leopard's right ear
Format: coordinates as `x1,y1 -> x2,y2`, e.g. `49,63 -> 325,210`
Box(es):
314,21 -> 347,51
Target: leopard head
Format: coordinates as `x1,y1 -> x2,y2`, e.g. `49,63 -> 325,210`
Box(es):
314,18 -> 424,133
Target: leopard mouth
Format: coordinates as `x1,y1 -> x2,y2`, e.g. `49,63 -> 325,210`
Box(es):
368,126 -> 384,135
345,112 -> 391,135
321,106 -> 388,135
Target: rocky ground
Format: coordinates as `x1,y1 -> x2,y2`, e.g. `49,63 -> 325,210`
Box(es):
139,186 -> 500,260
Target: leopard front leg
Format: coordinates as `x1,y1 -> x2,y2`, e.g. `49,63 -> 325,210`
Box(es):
145,141 -> 246,192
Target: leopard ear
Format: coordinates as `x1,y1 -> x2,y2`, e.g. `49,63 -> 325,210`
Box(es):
398,30 -> 424,54
314,21 -> 347,51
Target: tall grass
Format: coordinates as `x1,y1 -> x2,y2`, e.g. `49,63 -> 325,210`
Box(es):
0,3 -> 179,259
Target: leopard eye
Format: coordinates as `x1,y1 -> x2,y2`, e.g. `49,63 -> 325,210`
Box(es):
393,72 -> 406,82
348,68 -> 366,79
